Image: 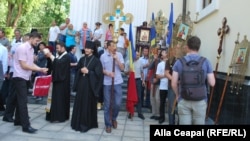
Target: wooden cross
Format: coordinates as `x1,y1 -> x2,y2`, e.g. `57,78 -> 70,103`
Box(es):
217,17 -> 230,57
206,17 -> 230,120
102,0 -> 133,33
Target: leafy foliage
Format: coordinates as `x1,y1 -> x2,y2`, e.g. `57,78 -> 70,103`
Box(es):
0,0 -> 70,41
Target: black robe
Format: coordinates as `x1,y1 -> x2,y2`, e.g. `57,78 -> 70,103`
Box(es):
46,52 -> 71,122
71,54 -> 103,132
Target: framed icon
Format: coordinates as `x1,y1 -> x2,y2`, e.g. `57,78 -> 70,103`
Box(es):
176,23 -> 189,41
140,29 -> 150,42
236,48 -> 247,64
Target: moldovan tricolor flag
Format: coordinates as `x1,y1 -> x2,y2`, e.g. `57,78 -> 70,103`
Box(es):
126,23 -> 138,117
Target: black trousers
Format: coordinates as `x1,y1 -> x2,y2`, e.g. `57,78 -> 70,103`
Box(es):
0,79 -> 5,111
4,73 -> 16,119
13,77 -> 30,128
159,89 -> 168,119
135,79 -> 142,114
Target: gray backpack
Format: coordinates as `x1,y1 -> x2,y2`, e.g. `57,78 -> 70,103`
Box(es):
180,57 -> 206,101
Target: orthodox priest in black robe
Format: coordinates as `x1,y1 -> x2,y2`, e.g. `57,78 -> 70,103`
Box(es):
44,42 -> 71,122
71,41 -> 103,132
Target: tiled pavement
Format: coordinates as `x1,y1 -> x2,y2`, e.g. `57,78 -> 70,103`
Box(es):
0,101 -> 168,141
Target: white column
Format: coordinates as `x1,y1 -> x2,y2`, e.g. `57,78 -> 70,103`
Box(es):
69,0 -> 115,59
69,0 -> 115,33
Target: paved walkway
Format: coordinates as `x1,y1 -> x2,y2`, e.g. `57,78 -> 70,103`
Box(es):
0,103 -> 168,141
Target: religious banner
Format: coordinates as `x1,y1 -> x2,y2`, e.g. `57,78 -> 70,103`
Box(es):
214,33 -> 249,125
229,34 -> 249,94
149,10 -> 168,44
135,26 -> 151,52
170,11 -> 194,59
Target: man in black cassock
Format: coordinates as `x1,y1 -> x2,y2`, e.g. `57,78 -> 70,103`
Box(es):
44,42 -> 71,122
71,41 -> 103,133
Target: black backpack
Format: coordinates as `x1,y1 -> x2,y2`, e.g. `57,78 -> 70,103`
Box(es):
179,57 -> 206,101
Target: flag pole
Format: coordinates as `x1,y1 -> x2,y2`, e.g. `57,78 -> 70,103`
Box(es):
109,56 -> 115,124
214,67 -> 231,124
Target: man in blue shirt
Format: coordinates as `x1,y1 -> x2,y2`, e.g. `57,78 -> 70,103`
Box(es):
171,36 -> 215,125
100,40 -> 124,133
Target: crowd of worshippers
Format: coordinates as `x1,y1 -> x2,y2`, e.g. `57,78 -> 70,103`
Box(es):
0,17 -> 215,134
0,18 -> 140,134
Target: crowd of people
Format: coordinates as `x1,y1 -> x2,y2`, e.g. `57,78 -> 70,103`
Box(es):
0,17 -> 215,134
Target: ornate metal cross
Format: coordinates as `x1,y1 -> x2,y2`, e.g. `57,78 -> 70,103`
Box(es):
102,0 -> 133,42
110,9 -> 126,33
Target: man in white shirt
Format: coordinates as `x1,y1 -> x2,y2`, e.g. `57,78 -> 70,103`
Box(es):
48,20 -> 60,55
59,18 -> 70,43
156,49 -> 168,124
116,28 -> 125,58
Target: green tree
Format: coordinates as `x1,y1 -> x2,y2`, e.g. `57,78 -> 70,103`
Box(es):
0,0 -> 70,41
5,0 -> 46,28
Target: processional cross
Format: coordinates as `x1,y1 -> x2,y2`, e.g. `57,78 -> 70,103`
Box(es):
206,17 -> 230,124
103,0 -> 133,42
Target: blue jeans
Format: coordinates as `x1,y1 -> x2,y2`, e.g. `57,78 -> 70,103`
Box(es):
48,41 -> 56,56
58,34 -> 66,43
141,81 -> 151,107
103,84 -> 123,127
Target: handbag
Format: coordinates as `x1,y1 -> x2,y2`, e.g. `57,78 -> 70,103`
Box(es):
32,75 -> 52,96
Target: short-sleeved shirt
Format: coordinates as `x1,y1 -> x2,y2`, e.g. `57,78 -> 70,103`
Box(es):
93,28 -> 103,41
10,40 -> 22,73
65,29 -> 76,47
60,23 -> 68,35
100,51 -> 124,85
68,52 -> 77,73
13,42 -> 34,80
172,54 -> 213,99
105,30 -> 113,41
49,26 -> 60,42
117,35 -> 125,48
156,60 -> 168,90
139,56 -> 149,81
124,59 -> 143,79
